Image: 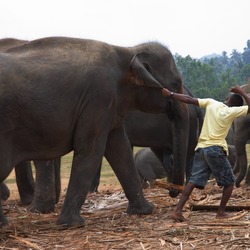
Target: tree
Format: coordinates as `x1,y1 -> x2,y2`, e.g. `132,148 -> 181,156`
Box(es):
242,40 -> 250,64
174,38 -> 250,101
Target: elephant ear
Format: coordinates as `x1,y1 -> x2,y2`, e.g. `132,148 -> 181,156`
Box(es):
128,52 -> 163,88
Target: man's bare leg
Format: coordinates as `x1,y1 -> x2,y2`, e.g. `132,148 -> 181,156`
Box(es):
172,182 -> 196,222
216,183 -> 234,219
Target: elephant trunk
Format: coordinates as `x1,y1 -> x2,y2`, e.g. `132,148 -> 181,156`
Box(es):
169,100 -> 189,196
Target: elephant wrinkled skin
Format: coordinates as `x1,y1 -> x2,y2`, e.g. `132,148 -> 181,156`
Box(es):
0,37 -> 189,226
232,83 -> 250,187
0,38 -> 59,209
233,115 -> 250,187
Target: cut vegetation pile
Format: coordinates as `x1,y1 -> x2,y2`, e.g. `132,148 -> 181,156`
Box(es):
1,179 -> 249,249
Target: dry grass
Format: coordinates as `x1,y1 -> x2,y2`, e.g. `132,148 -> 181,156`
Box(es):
1,147 -> 250,249
1,181 -> 250,250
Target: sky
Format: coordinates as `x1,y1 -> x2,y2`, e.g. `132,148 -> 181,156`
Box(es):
0,0 -> 249,58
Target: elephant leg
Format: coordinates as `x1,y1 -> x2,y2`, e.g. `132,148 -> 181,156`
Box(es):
15,161 -> 35,205
0,164 -> 15,226
162,150 -> 173,182
57,150 -> 103,226
0,199 -> 8,226
235,145 -> 247,187
245,164 -> 250,185
89,162 -> 101,193
233,158 -> 240,175
151,148 -> 172,181
0,183 -> 10,201
105,127 -> 155,215
57,107 -> 117,226
29,160 -> 57,213
54,158 -> 61,203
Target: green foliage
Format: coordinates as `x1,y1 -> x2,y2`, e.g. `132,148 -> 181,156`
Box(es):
174,39 -> 250,101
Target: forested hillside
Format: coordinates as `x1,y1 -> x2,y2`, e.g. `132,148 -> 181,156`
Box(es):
175,39 -> 250,100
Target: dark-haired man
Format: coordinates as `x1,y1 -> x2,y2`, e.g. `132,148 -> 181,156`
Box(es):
162,85 -> 250,222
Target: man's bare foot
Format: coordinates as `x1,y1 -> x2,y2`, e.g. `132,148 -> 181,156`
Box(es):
215,212 -> 234,220
172,212 -> 187,222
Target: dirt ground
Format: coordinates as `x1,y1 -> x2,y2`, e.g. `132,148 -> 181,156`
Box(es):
0,179 -> 250,250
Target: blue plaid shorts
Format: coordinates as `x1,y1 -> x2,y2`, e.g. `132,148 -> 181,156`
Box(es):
188,146 -> 235,188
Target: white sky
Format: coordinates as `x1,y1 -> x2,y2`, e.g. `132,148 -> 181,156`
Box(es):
0,0 -> 249,58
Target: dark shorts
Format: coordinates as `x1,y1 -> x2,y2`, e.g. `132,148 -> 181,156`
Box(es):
188,146 -> 235,189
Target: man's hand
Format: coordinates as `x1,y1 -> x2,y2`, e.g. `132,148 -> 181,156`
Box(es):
230,85 -> 245,94
230,85 -> 250,114
162,88 -> 199,105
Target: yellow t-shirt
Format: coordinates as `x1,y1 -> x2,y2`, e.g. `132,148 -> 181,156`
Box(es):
196,98 -> 248,154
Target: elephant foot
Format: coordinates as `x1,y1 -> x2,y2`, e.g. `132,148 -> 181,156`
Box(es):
57,213 -> 85,227
0,183 -> 10,201
28,200 -> 55,213
0,212 -> 8,227
20,194 -> 34,205
127,199 -> 156,215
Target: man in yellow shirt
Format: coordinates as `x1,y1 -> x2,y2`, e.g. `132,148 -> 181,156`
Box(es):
162,85 -> 250,222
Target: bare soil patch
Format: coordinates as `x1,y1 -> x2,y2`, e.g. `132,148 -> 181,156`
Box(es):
1,179 -> 250,250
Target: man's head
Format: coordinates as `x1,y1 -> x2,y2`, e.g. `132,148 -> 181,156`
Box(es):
225,93 -> 244,107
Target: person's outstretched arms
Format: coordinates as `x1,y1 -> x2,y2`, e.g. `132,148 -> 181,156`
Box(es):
162,88 -> 199,106
230,85 -> 250,113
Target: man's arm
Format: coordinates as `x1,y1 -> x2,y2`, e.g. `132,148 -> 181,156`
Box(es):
162,88 -> 199,106
230,85 -> 250,113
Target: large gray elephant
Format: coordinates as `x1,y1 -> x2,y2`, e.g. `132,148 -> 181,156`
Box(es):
4,84 -> 201,212
10,85 -> 201,213
0,37 -> 189,226
0,38 -> 60,208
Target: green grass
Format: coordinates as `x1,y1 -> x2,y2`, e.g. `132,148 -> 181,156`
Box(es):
5,147 -> 142,187
5,146 -> 250,189
4,178 -> 16,184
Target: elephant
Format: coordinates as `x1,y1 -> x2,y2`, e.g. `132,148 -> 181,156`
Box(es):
125,85 -> 203,183
11,84 -> 201,212
0,36 -> 189,226
231,83 -> 250,187
131,103 -> 236,188
134,147 -> 168,187
233,115 -> 250,186
0,38 -> 60,209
